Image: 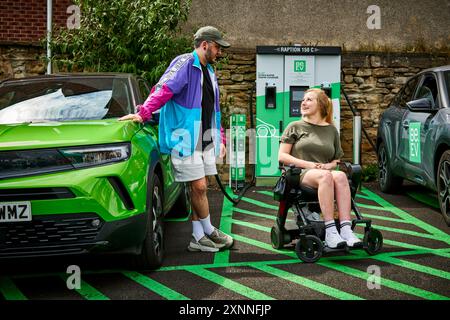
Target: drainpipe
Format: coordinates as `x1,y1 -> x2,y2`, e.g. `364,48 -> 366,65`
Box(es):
46,0 -> 52,74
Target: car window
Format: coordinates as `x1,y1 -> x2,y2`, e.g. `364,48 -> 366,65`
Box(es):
138,79 -> 151,102
0,77 -> 133,124
414,74 -> 438,108
398,76 -> 420,109
444,71 -> 450,105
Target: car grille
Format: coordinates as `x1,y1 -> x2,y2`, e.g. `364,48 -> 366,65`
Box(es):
0,188 -> 75,201
0,213 -> 104,249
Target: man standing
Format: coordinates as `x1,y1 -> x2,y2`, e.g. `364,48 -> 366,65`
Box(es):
119,26 -> 233,252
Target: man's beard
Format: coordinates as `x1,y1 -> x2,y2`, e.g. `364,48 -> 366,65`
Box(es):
205,47 -> 216,64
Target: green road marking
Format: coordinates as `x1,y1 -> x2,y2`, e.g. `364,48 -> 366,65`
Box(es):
253,265 -> 364,300
239,196 -> 280,210
369,255 -> 450,280
232,234 -> 298,258
318,260 -> 449,300
234,207 -> 277,220
406,191 -> 440,209
373,225 -> 448,242
257,190 -> 274,197
122,271 -> 189,300
59,274 -> 109,300
234,207 -> 295,222
359,213 -> 409,224
214,187 -> 235,265
381,238 -> 450,258
232,218 -> 272,232
187,267 -> 274,300
0,277 -> 27,300
362,187 -> 450,244
355,203 -> 388,211
356,194 -> 373,201
160,259 -> 302,272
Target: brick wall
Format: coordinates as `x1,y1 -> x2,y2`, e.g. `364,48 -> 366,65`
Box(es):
0,0 -> 74,44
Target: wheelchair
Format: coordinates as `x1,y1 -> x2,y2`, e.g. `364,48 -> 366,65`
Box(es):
271,162 -> 383,263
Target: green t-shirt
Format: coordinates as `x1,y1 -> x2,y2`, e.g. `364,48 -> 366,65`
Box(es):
280,119 -> 344,163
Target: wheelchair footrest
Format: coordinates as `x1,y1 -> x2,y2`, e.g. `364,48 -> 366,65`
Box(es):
323,246 -> 350,254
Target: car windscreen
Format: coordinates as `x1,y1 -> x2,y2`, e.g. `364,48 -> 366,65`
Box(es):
0,77 -> 133,124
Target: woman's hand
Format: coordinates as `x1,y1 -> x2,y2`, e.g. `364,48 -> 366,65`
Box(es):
309,162 -> 321,169
316,162 -> 335,170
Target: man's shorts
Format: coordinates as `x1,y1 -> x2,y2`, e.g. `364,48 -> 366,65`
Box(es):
171,147 -> 218,182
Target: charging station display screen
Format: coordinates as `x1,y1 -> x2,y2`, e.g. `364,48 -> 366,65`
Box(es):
290,86 -> 308,117
265,87 -> 276,109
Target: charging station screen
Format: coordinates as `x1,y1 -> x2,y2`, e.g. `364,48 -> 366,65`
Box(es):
265,87 -> 277,109
290,86 -> 308,117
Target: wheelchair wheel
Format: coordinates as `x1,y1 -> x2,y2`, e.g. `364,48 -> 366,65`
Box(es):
271,225 -> 286,250
295,235 -> 323,263
363,228 -> 383,255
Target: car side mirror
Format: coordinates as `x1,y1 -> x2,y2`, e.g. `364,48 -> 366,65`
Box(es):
406,98 -> 434,112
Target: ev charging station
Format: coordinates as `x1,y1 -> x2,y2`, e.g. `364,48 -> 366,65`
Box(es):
255,46 -> 342,185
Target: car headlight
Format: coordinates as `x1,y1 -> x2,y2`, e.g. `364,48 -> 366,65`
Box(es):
59,143 -> 131,168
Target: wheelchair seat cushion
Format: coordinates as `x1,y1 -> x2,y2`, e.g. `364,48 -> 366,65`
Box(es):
299,184 -> 319,201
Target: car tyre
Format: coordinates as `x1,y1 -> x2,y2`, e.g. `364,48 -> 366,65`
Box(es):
378,142 -> 403,193
437,150 -> 450,226
134,174 -> 164,270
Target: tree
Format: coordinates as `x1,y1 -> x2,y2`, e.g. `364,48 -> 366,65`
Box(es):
49,0 -> 192,85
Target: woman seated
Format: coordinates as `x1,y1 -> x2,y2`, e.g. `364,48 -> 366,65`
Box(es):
278,88 -> 362,249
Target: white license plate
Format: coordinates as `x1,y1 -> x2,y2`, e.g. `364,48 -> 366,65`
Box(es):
0,202 -> 32,223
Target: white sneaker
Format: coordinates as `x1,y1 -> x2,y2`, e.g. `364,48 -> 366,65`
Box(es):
325,230 -> 347,248
187,235 -> 224,252
341,231 -> 363,247
208,228 -> 234,249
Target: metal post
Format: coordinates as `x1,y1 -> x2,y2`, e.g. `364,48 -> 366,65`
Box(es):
46,0 -> 52,74
353,115 -> 361,164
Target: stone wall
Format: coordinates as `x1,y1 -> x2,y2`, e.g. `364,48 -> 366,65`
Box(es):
214,49 -> 450,184
2,44 -> 450,183
0,45 -> 46,80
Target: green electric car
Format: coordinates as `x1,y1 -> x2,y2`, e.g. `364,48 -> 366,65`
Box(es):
376,65 -> 450,226
0,73 -> 190,269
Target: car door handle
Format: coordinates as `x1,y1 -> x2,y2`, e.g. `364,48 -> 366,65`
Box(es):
402,121 -> 409,129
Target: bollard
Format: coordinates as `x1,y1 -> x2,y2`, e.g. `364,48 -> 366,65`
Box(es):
353,115 -> 361,164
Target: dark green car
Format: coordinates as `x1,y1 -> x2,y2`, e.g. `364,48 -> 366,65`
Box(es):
376,65 -> 450,226
0,73 -> 190,269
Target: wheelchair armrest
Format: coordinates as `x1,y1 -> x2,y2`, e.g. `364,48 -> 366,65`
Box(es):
339,162 -> 362,178
339,162 -> 362,194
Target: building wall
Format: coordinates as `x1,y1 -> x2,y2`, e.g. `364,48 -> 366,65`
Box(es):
1,1 -> 449,172
185,0 -> 450,52
0,0 -> 74,44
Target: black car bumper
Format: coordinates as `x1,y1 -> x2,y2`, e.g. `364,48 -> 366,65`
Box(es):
0,212 -> 148,259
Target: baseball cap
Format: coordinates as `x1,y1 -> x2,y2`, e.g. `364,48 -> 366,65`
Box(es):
194,26 -> 230,48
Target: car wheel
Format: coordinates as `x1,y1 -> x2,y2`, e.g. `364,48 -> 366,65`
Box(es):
437,150 -> 450,226
167,182 -> 192,218
134,174 -> 164,270
378,142 -> 403,193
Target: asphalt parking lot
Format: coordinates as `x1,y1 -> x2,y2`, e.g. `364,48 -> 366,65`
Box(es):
0,181 -> 449,301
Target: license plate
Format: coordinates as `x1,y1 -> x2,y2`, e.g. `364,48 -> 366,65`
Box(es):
0,202 -> 32,223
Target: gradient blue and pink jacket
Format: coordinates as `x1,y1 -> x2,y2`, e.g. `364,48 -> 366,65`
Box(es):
138,50 -> 226,157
